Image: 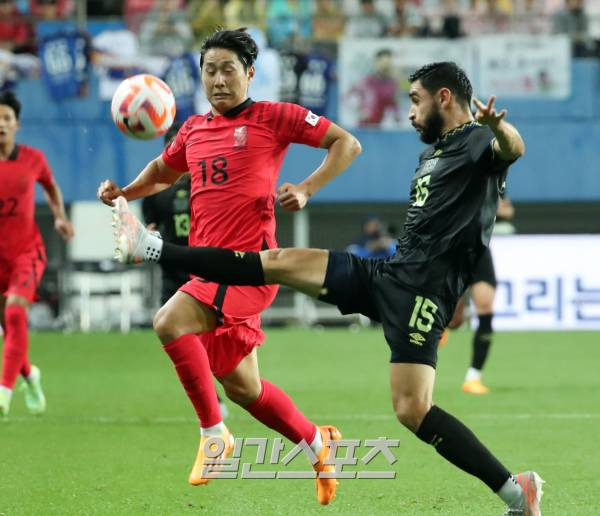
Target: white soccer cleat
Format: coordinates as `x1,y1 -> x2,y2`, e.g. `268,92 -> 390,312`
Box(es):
505,471 -> 545,516
111,196 -> 162,264
20,365 -> 46,415
0,387 -> 12,417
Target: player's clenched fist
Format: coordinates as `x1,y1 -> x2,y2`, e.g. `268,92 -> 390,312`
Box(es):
277,182 -> 309,212
97,179 -> 124,206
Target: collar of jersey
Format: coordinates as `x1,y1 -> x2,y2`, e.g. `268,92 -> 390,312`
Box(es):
439,120 -> 480,142
3,144 -> 19,161
218,98 -> 255,118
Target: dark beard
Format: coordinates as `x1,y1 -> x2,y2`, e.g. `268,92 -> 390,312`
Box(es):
419,107 -> 444,144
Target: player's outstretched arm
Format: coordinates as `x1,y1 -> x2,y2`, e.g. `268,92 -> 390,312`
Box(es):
43,179 -> 74,241
97,156 -> 183,206
473,96 -> 525,161
278,123 -> 361,211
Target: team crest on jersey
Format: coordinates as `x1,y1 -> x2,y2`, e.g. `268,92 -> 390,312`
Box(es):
233,125 -> 247,149
305,111 -> 320,127
421,157 -> 439,175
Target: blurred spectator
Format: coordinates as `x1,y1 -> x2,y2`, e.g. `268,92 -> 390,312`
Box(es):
267,0 -> 312,49
345,0 -> 386,37
347,215 -> 396,259
553,0 -> 591,56
347,48 -> 402,127
87,0 -> 122,17
385,0 -> 425,37
138,0 -> 193,57
0,0 -> 35,53
510,0 -> 551,33
187,0 -> 225,48
30,0 -> 73,19
224,0 -> 267,31
438,0 -> 464,38
464,0 -> 511,35
312,0 -> 346,44
125,0 -> 182,33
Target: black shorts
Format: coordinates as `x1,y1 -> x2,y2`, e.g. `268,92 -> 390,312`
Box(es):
471,247 -> 497,288
319,251 -> 455,368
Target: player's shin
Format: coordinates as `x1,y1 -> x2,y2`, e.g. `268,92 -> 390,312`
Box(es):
0,305 -> 29,389
415,405 -> 515,495
160,243 -> 266,286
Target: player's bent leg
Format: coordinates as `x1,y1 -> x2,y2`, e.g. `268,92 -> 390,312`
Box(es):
464,281 -> 495,394
223,348 -> 340,505
1,295 -> 30,416
390,363 -> 540,513
153,292 -> 227,485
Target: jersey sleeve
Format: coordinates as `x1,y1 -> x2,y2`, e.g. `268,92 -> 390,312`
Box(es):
161,120 -> 190,172
36,151 -> 54,189
468,126 -> 515,174
271,102 -> 332,147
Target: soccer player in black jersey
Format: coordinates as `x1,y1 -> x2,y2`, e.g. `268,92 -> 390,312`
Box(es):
112,62 -> 543,514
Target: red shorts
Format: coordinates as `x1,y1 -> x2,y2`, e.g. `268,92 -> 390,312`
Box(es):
179,278 -> 279,378
0,240 -> 47,303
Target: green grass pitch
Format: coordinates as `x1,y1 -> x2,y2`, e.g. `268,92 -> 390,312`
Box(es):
1,328 -> 598,515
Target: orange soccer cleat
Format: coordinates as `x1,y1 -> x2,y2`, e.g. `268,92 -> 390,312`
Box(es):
312,425 -> 342,505
506,471 -> 545,516
462,378 -> 490,395
188,426 -> 235,486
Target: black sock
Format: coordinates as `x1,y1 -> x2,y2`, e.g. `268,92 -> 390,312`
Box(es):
416,405 -> 510,491
472,313 -> 493,370
160,243 -> 266,286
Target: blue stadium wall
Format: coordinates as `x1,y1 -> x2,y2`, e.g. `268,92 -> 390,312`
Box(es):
17,59 -> 600,203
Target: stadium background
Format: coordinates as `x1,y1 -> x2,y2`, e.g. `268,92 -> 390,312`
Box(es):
2,1 -> 600,514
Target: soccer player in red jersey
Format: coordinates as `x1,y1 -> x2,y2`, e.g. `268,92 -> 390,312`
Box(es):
0,91 -> 74,417
98,29 -> 361,504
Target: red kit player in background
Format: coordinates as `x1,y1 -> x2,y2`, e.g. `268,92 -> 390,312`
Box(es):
0,91 -> 74,417
98,28 -> 361,504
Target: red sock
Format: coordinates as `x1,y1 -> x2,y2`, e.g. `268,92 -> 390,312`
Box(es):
163,334 -> 222,428
1,305 -> 29,389
21,358 -> 31,378
245,379 -> 317,444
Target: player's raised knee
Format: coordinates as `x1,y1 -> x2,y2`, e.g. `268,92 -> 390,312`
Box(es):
222,378 -> 261,406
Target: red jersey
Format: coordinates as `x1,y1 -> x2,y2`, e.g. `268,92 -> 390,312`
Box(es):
0,144 -> 54,260
162,100 -> 331,251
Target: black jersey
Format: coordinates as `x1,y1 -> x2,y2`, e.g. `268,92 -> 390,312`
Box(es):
142,175 -> 191,248
387,121 -> 514,301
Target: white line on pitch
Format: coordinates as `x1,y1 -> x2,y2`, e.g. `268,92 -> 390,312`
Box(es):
2,413 -> 599,424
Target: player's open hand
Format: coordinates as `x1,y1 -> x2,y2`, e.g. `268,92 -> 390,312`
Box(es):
473,96 -> 507,129
97,179 -> 124,206
277,182 -> 309,212
55,217 -> 74,241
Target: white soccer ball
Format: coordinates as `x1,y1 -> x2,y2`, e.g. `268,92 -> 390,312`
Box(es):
111,74 -> 176,140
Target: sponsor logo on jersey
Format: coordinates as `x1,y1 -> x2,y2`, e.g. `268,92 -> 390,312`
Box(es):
409,332 -> 426,346
305,111 -> 320,127
233,125 -> 248,149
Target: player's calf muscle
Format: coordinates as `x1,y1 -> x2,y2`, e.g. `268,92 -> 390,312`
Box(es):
260,248 -> 328,296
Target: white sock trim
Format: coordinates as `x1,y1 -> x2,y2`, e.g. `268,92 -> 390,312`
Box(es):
0,385 -> 13,398
201,421 -> 226,437
497,475 -> 524,509
465,367 -> 482,382
309,426 -> 322,455
143,232 -> 163,263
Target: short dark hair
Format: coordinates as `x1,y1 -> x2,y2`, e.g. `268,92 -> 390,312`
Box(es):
164,121 -> 183,147
409,62 -> 473,108
199,28 -> 258,71
0,91 -> 21,119
375,49 -> 392,60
